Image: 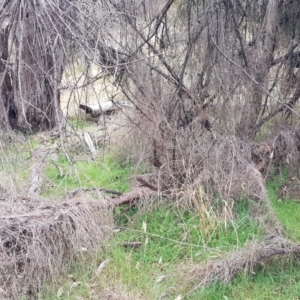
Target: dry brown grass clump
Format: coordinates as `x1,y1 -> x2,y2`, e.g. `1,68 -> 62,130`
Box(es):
193,136 -> 267,201
139,134 -> 268,206
0,196 -> 114,299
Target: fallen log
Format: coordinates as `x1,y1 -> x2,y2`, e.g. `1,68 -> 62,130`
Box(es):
111,186 -> 156,207
186,235 -> 300,288
136,177 -> 158,191
79,100 -> 133,118
68,187 -> 123,197
0,186 -> 155,298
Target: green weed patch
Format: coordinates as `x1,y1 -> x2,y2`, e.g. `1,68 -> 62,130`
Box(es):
94,204 -> 263,299
268,175 -> 300,241
43,155 -> 132,198
39,201 -> 263,299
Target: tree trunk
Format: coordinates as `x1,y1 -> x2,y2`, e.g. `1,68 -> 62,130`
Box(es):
0,2 -> 64,133
237,0 -> 278,138
0,27 -> 15,130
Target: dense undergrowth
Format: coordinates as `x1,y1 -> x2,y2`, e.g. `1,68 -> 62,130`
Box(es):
2,134 -> 300,299
39,202 -> 263,299
35,164 -> 300,300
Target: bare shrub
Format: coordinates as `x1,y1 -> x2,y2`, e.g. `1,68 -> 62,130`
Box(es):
272,129 -> 300,174
127,97 -> 267,203
97,0 -> 300,199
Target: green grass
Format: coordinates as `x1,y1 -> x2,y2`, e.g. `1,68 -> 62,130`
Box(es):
38,259 -> 97,300
191,175 -> 300,300
0,135 -> 40,187
270,196 -> 300,241
268,173 -> 300,241
39,200 -> 263,299
193,257 -> 300,300
0,135 -> 38,170
43,154 -> 132,198
100,205 -> 262,297
38,184 -> 300,300
38,164 -> 300,300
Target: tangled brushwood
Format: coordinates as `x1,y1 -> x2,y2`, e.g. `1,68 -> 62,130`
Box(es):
0,197 -> 114,298
133,125 -> 300,205
0,178 -> 156,299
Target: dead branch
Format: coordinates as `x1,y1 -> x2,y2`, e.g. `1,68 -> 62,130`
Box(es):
79,101 -> 133,118
136,177 -> 158,191
122,242 -> 143,249
110,187 -> 157,207
68,187 -> 123,197
187,235 -> 300,288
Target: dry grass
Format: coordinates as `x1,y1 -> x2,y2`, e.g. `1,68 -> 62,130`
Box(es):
95,283 -> 143,300
0,194 -> 114,299
183,235 -> 300,293
1,103 -> 300,299
141,134 -> 268,207
192,136 -> 267,201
